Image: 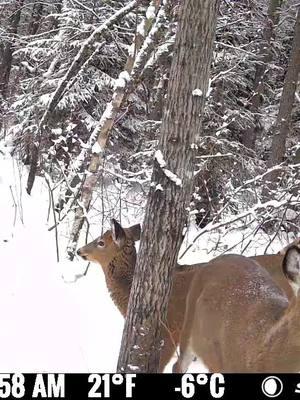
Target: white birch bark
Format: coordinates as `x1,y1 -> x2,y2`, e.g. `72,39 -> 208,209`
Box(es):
66,1 -> 167,259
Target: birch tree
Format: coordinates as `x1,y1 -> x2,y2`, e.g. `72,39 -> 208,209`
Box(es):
66,1 -> 167,259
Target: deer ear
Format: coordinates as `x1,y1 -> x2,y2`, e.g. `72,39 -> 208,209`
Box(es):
127,224 -> 141,241
283,245 -> 300,287
111,219 -> 126,247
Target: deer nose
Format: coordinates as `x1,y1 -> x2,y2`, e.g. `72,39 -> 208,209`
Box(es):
77,249 -> 82,256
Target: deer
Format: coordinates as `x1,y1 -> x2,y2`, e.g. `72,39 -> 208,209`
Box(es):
173,245 -> 300,373
77,219 -> 195,372
77,219 -> 295,372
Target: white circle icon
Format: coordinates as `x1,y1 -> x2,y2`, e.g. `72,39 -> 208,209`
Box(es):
261,376 -> 283,398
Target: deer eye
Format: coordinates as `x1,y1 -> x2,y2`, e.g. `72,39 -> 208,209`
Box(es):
97,240 -> 105,248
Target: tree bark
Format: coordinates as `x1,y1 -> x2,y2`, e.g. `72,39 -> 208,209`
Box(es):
242,0 -> 282,149
117,0 -> 220,373
28,1 -> 44,36
0,0 -> 24,98
264,7 -> 300,191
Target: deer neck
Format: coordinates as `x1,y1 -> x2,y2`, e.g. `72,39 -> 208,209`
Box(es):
105,241 -> 136,316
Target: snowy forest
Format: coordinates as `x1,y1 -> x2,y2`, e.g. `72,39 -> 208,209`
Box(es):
0,0 -> 300,373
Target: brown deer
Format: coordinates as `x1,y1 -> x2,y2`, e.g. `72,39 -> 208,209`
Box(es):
77,219 -> 195,372
77,219 -> 294,372
173,245 -> 300,373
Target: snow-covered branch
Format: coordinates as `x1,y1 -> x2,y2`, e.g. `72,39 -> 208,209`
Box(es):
180,196 -> 300,259
39,0 -> 138,129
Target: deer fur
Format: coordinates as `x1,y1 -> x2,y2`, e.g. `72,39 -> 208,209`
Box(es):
173,246 -> 300,373
77,219 -> 295,372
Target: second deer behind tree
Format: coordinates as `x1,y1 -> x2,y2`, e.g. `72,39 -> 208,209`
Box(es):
173,245 -> 300,373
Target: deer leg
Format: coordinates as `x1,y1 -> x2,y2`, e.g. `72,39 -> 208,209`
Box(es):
158,334 -> 179,372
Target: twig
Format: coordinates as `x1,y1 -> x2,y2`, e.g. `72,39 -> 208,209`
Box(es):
46,183 -> 51,223
215,40 -> 256,57
179,197 -> 300,260
9,186 -> 17,228
159,318 -> 179,359
13,160 -> 24,224
48,196 -> 77,231
264,194 -> 294,254
211,163 -> 300,224
83,262 -> 91,276
240,221 -> 265,254
70,0 -> 105,21
45,174 -> 60,263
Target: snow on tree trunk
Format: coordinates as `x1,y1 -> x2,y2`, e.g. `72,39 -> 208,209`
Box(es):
117,0 -> 220,373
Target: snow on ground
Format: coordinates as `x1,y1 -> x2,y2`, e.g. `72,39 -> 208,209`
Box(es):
0,142 -> 291,372
0,146 -> 123,372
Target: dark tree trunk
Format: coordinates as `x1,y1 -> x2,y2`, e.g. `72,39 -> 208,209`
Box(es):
242,0 -> 282,149
269,8 -> 300,167
264,8 -> 300,191
28,1 -> 44,36
49,0 -> 62,32
0,0 -> 24,98
117,0 -> 220,373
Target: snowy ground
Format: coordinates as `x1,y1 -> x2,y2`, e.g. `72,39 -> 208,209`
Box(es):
0,143 -> 291,372
0,146 -> 123,372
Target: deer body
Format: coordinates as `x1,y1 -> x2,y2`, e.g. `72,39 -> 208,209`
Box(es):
77,220 -> 295,372
189,254 -> 294,301
174,247 -> 300,373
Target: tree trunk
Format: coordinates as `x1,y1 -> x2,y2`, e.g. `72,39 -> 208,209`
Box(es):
0,0 -> 24,98
264,7 -> 300,191
51,0 -> 62,32
28,1 -> 44,36
117,0 -> 220,373
242,0 -> 282,149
